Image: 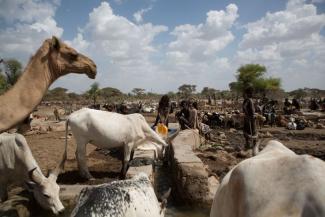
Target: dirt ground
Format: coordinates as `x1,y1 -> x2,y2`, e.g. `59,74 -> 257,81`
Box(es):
25,106 -> 325,185
25,131 -> 122,185
197,127 -> 325,181
24,109 -> 161,185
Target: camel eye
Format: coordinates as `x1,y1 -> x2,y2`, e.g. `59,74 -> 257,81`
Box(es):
43,194 -> 50,198
69,53 -> 78,60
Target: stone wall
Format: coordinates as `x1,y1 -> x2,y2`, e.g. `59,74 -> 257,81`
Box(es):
170,129 -> 219,208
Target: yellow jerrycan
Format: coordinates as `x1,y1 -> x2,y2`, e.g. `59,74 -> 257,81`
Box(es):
156,123 -> 168,139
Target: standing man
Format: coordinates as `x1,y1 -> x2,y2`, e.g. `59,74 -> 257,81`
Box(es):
53,107 -> 60,121
152,95 -> 173,128
242,87 -> 257,150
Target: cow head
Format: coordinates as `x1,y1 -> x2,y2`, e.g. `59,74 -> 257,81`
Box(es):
26,168 -> 64,215
159,188 -> 171,216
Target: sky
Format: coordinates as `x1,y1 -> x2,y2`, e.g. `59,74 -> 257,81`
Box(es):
0,0 -> 324,94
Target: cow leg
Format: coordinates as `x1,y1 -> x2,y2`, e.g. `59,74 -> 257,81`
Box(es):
75,138 -> 94,180
0,183 -> 8,202
120,142 -> 133,179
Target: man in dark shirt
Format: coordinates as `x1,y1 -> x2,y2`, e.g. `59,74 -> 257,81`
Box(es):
176,100 -> 190,130
242,87 -> 256,150
283,98 -> 292,115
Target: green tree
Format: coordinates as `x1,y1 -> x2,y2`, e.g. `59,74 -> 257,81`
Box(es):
0,73 -> 6,94
67,92 -> 81,101
201,87 -> 217,98
87,82 -> 101,105
231,64 -> 281,96
167,91 -> 177,100
132,88 -> 145,97
101,87 -> 124,101
178,84 -> 196,98
44,87 -> 69,101
4,59 -> 22,86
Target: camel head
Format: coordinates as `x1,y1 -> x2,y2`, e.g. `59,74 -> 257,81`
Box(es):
47,36 -> 97,79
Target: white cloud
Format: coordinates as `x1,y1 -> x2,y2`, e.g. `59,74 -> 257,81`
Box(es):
0,0 -> 63,62
237,0 -> 325,90
154,4 -> 238,91
0,0 -> 60,23
82,2 -> 167,65
133,7 -> 152,23
54,1 -> 168,93
60,2 -> 238,93
168,4 -> 238,57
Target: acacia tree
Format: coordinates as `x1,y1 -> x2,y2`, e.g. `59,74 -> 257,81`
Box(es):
0,58 -> 23,92
44,87 -> 68,101
101,87 -> 124,102
231,64 -> 281,97
178,84 -> 196,99
201,87 -> 218,104
3,59 -> 22,86
0,73 -> 6,94
132,88 -> 145,98
87,82 -> 101,105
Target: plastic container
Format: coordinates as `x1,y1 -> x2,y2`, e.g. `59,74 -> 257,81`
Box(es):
156,123 -> 168,138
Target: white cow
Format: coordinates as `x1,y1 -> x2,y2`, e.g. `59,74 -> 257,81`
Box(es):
71,173 -> 170,217
0,132 -> 66,214
210,140 -> 325,217
65,108 -> 168,179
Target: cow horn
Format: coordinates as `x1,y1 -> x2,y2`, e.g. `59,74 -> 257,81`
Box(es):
28,167 -> 43,184
49,151 -> 67,180
166,129 -> 180,144
49,147 -> 67,181
253,139 -> 261,156
159,188 -> 171,214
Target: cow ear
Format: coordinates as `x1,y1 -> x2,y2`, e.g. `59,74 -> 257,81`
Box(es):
28,167 -> 44,184
25,181 -> 37,190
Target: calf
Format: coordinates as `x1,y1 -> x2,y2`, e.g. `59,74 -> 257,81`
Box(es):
65,108 -> 168,179
71,173 -> 170,217
210,140 -> 325,217
0,132 -> 66,214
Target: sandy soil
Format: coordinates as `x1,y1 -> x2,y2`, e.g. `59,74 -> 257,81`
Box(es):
25,131 -> 122,185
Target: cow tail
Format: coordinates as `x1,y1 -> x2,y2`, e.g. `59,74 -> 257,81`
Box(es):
64,119 -> 69,162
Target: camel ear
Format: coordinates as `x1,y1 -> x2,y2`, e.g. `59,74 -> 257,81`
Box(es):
51,36 -> 60,50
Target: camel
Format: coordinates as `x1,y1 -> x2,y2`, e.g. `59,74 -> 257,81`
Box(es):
0,36 -> 97,133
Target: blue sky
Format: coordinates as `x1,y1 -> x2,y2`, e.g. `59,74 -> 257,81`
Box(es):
0,0 -> 325,93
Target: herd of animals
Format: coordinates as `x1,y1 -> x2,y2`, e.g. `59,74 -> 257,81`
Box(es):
0,37 -> 324,217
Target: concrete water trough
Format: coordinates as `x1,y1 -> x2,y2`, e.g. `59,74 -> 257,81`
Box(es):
169,129 -> 219,208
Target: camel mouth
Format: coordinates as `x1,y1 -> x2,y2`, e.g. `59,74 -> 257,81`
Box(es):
87,70 -> 97,79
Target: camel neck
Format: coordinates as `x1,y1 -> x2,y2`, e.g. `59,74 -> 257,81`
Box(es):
0,50 -> 54,132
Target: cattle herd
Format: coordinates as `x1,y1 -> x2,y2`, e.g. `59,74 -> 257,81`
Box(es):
1,37 -> 325,217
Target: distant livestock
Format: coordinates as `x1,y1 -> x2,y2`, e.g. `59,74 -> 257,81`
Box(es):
65,108 -> 168,179
0,133 -> 66,214
71,173 -> 170,217
210,140 -> 325,217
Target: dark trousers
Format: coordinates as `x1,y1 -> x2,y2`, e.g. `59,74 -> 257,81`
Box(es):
243,117 -> 256,149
